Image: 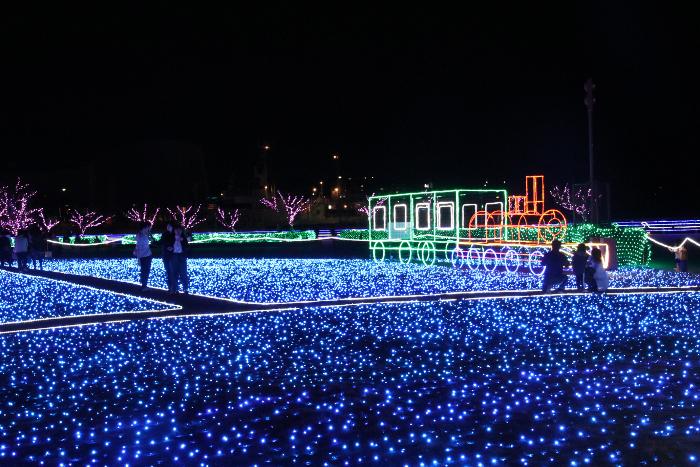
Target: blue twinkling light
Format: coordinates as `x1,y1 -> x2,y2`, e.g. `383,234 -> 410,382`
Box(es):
42,258 -> 700,303
0,269 -> 173,323
1,291 -> 699,464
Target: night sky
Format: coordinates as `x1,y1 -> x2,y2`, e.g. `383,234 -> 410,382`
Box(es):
1,4 -> 697,218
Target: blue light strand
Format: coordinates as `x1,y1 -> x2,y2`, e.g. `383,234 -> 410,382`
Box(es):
42,258 -> 700,303
0,270 -> 173,323
0,293 -> 699,464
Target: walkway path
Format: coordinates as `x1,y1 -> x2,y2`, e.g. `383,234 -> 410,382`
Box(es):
2,267 -> 698,334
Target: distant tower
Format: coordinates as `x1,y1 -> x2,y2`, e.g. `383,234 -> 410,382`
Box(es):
253,144 -> 271,196
332,153 -> 342,198
584,79 -> 598,223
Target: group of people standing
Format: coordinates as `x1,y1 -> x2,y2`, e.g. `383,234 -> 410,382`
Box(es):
0,229 -> 48,271
541,239 -> 609,293
134,222 -> 190,294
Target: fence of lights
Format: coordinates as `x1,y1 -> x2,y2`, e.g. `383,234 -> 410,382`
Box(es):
1,293 -> 699,465
615,219 -> 700,234
41,258 -> 699,304
44,230 -> 317,247
0,270 -> 173,324
367,176 -> 651,272
122,230 -> 317,245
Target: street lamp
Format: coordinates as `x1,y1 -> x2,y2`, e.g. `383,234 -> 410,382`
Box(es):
584,78 -> 598,223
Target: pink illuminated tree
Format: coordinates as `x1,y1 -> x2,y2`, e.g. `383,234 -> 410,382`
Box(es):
260,195 -> 279,212
37,209 -> 60,233
356,195 -> 385,217
69,209 -> 112,235
277,191 -> 312,228
125,204 -> 160,226
216,208 -> 241,231
167,205 -> 205,231
550,184 -> 593,221
0,178 -> 40,235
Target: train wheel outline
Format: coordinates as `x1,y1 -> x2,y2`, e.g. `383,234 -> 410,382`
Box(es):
528,247 -> 547,276
372,241 -> 386,263
398,241 -> 412,264
483,248 -> 498,272
420,241 -> 436,266
537,209 -> 567,243
444,243 -> 459,262
466,247 -> 482,271
450,247 -> 464,268
503,247 -> 520,273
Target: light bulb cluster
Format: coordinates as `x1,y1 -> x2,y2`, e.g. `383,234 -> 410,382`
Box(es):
50,234 -> 108,245
42,258 -> 700,304
0,270 -> 173,323
0,293 -> 699,465
338,229 -> 370,240
564,224 -> 651,266
345,225 -> 651,266
122,230 -> 316,245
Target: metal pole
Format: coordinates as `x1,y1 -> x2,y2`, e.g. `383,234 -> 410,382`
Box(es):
584,79 -> 597,223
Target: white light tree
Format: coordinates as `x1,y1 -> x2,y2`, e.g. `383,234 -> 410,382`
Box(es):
69,209 -> 112,235
216,208 -> 241,231
167,205 -> 205,231
125,204 -> 160,226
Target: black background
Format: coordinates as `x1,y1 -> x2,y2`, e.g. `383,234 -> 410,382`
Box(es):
1,4 -> 697,218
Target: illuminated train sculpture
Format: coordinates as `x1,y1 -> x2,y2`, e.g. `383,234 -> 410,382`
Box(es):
367,175 -> 608,275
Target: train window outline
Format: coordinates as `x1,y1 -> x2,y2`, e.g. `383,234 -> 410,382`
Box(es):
484,202 -> 504,224
393,203 -> 408,230
461,203 -> 477,229
484,201 -> 504,240
436,201 -> 454,230
373,205 -> 387,231
415,203 -> 431,230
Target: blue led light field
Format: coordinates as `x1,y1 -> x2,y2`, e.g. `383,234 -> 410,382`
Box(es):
1,293 -> 699,465
43,258 -> 700,303
0,270 -> 174,323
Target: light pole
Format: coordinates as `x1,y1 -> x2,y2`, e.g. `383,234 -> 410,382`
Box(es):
584,79 -> 598,223
583,78 -> 599,224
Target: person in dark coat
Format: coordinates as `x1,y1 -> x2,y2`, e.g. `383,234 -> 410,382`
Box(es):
169,224 -> 190,294
13,230 -> 30,271
0,231 -> 12,267
541,239 -> 569,292
29,228 -> 48,270
571,243 -> 589,291
159,222 -> 176,292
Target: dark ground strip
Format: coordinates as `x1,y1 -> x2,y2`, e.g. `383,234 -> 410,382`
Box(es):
1,267 -> 698,334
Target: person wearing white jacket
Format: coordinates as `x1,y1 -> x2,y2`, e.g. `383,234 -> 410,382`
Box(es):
587,247 -> 609,292
134,222 -> 153,291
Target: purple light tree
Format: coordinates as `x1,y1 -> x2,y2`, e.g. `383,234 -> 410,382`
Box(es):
356,195 -> 385,217
277,191 -> 312,228
37,209 -> 60,233
550,184 -> 593,221
216,208 -> 241,232
0,178 -> 40,235
69,209 -> 112,235
260,196 -> 279,212
125,204 -> 160,226
167,205 -> 205,231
